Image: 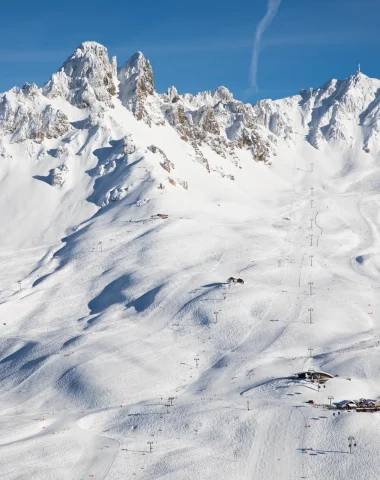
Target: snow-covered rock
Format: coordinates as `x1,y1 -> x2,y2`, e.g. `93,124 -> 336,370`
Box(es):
118,52 -> 155,123
122,134 -> 136,155
158,85 -> 274,162
148,145 -> 174,172
50,163 -> 69,186
252,72 -> 380,151
43,41 -> 118,110
104,185 -> 130,205
116,52 -> 273,163
0,138 -> 11,158
0,84 -> 70,143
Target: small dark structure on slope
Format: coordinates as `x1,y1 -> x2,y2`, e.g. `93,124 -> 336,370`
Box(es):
227,277 -> 244,284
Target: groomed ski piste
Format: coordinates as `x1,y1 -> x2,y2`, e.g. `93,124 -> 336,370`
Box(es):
1,43 -> 380,479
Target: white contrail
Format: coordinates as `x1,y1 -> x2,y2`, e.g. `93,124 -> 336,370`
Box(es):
250,0 -> 282,93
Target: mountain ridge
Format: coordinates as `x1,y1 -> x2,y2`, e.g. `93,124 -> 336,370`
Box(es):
0,40 -> 379,251
2,42 -> 380,156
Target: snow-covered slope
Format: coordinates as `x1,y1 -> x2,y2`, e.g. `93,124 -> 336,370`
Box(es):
2,42 -> 380,480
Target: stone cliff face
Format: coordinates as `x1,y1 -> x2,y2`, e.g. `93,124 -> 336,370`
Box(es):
117,54 -> 380,162
118,52 -> 156,125
302,73 -> 380,150
43,41 -> 118,110
117,55 -> 272,166
0,83 -> 70,143
160,87 -> 273,165
251,72 -> 380,152
0,42 -> 119,144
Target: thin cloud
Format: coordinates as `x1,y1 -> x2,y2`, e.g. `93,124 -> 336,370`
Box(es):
250,0 -> 282,93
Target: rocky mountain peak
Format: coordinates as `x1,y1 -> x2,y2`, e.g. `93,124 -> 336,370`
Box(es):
212,86 -> 233,103
167,86 -> 180,103
43,41 -> 118,110
118,51 -> 155,123
297,71 -> 380,149
22,83 -> 39,98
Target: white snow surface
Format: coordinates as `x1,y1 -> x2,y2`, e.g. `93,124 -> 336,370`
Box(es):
1,42 -> 380,479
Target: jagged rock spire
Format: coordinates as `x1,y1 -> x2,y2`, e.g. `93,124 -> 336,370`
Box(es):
118,52 -> 155,123
43,41 -> 118,109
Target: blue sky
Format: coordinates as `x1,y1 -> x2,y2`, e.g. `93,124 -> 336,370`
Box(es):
1,0 -> 380,102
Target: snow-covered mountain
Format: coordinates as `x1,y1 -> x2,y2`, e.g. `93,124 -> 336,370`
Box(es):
1,41 -> 380,249
2,41 -> 380,480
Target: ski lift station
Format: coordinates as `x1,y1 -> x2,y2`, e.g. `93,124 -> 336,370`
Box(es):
295,369 -> 334,384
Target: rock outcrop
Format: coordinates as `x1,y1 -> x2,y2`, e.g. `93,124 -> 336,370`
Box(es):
118,52 -> 273,164
117,51 -> 380,162
50,164 -> 69,186
159,86 -> 272,164
251,72 -> 380,151
43,42 -> 118,110
118,52 -> 155,124
0,84 -> 70,143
